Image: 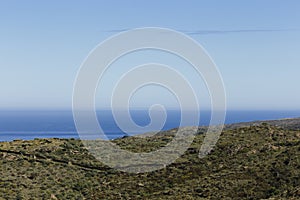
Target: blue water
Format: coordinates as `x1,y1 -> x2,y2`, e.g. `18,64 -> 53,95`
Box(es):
0,110 -> 300,141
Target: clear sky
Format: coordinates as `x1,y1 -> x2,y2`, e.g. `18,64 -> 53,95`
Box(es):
0,0 -> 300,110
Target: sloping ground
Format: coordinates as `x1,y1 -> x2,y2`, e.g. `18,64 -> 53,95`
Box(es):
0,124 -> 299,199
225,117 -> 300,130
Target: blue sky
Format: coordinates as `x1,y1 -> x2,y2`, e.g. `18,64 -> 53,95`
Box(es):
0,0 -> 300,110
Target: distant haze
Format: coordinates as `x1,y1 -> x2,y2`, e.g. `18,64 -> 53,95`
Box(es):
0,1 -> 300,110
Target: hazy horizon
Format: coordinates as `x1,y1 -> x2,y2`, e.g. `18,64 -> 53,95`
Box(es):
1,1 -> 300,110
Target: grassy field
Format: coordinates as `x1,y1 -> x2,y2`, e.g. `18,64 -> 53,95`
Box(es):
0,123 -> 299,199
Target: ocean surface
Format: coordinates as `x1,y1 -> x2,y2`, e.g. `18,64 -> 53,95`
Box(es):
0,110 -> 300,141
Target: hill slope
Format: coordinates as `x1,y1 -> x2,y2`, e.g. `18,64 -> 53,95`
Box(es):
0,123 -> 299,199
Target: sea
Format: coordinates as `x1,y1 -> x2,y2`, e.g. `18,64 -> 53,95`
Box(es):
0,110 -> 300,141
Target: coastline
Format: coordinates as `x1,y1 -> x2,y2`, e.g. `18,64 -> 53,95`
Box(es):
1,120 -> 299,199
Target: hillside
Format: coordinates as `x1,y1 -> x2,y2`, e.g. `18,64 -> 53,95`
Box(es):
225,117 -> 300,130
0,123 -> 299,199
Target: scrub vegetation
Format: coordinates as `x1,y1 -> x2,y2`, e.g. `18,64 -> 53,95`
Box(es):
0,122 -> 299,199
